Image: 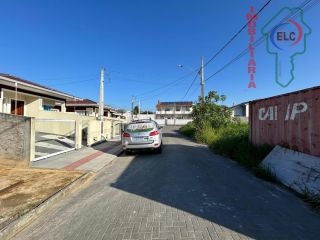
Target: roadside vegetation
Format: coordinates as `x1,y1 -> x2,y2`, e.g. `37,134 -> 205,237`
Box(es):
180,91 -> 275,181
302,188 -> 320,213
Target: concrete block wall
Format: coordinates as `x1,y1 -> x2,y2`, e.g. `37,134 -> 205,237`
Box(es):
0,113 -> 33,166
87,119 -> 123,146
87,120 -> 103,146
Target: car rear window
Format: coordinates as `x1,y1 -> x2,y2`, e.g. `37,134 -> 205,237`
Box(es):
126,122 -> 155,133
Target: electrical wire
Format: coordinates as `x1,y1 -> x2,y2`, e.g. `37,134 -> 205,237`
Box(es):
182,73 -> 199,100
203,0 -> 273,68
134,71 -> 196,98
123,0 -> 318,104
139,77 -> 193,103
49,76 -> 99,86
180,0 -> 273,100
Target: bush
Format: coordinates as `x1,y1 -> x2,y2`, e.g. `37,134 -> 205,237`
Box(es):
194,124 -> 217,144
179,123 -> 196,138
180,122 -> 273,171
179,91 -> 273,179
209,123 -> 272,168
192,91 -> 232,130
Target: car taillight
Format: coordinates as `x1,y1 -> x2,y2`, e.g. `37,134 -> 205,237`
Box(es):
122,132 -> 130,138
149,131 -> 159,136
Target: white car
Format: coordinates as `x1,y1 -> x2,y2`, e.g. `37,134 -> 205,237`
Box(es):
122,120 -> 162,154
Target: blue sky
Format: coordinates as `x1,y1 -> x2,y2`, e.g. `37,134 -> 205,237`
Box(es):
0,0 -> 319,111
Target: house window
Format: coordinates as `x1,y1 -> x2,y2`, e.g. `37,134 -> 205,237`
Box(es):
43,105 -> 52,111
86,108 -> 94,116
10,100 -> 25,116
2,98 -> 9,113
165,108 -> 170,112
75,110 -> 86,116
176,107 -> 181,112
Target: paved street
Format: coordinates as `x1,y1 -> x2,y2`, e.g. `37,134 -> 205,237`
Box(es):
14,127 -> 320,240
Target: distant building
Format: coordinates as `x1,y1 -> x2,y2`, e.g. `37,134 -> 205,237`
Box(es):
155,101 -> 193,126
66,98 -> 126,119
156,101 -> 193,119
230,102 -> 249,122
66,99 -> 98,117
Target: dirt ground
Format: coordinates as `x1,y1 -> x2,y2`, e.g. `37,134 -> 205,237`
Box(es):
0,167 -> 84,228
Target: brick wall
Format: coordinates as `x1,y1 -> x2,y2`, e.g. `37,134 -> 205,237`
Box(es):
0,113 -> 32,165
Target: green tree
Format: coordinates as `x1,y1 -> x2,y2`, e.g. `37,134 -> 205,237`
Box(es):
192,91 -> 232,130
220,95 -> 227,105
133,106 -> 139,114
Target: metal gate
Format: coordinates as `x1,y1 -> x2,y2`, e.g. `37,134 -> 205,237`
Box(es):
33,119 -> 76,161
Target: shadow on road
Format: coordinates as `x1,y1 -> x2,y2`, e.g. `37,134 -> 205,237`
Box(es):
110,130 -> 320,239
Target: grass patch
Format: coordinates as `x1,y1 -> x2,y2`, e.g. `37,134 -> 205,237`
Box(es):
180,123 -> 196,138
252,166 -> 279,183
301,189 -> 320,212
208,124 -> 272,169
195,125 -> 217,145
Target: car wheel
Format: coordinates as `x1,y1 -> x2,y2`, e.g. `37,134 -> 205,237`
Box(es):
125,150 -> 132,155
156,145 -> 162,154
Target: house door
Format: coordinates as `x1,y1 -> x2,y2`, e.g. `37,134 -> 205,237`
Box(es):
11,100 -> 24,116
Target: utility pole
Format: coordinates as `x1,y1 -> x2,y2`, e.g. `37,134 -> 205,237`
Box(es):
200,56 -> 205,101
14,82 -> 18,115
98,67 -> 105,120
131,96 -> 135,120
138,99 -> 141,119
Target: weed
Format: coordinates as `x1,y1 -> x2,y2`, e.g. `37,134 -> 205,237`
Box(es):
252,165 -> 279,183
301,188 -> 320,212
180,123 -> 196,138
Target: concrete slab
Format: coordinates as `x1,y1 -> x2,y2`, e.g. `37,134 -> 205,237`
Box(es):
261,145 -> 320,195
34,133 -> 75,159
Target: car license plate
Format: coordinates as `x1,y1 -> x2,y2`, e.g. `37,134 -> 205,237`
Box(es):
133,137 -> 149,142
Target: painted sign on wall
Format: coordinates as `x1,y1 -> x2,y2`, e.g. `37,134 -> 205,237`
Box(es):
258,101 -> 308,121
249,86 -> 320,157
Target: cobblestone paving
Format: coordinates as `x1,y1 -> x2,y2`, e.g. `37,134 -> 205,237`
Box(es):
14,127 -> 320,240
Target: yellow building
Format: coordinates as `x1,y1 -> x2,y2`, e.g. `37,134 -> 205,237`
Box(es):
0,73 -> 76,117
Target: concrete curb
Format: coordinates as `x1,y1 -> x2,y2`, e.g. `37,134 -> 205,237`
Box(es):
0,171 -> 93,240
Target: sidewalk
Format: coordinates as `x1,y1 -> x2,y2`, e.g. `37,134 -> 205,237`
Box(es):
32,140 -> 123,172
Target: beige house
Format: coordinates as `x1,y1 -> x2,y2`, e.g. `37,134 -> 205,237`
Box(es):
0,73 -> 76,117
0,74 -> 126,150
66,98 -> 127,120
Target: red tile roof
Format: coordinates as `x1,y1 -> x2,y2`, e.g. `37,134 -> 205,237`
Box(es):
156,101 -> 193,108
66,99 -> 98,106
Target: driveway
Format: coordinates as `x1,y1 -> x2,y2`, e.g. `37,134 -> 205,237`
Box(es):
15,127 -> 320,240
35,133 -> 75,159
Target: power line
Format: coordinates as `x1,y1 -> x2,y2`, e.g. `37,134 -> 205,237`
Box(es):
128,0 -> 273,103
179,0 -> 273,100
139,78 -> 191,103
50,76 -> 99,86
134,71 -> 196,98
205,0 -> 318,83
190,85 -> 200,99
182,73 -> 199,100
203,0 -> 273,68
133,0 -> 318,104
32,74 -> 99,82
